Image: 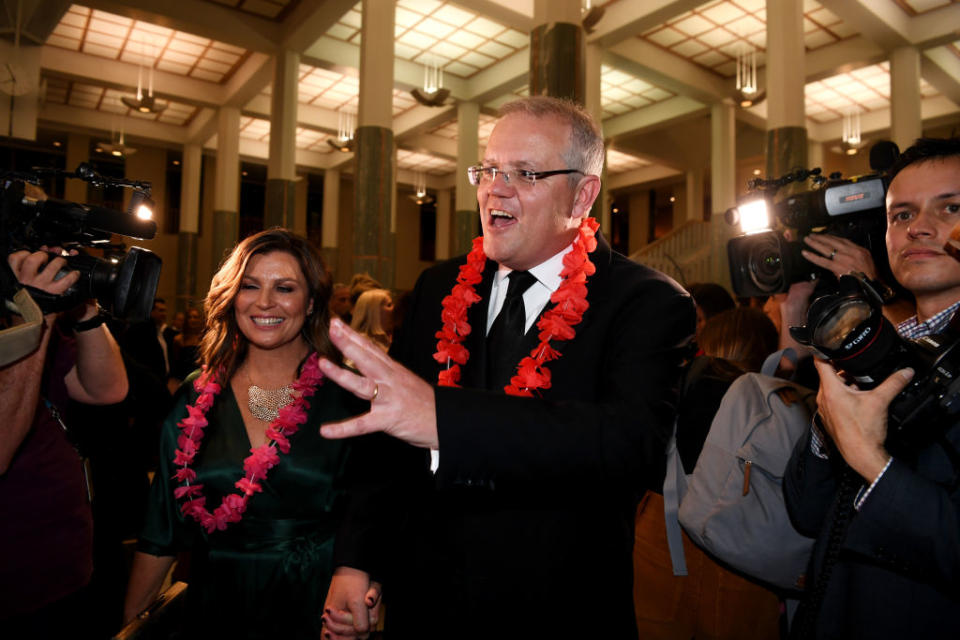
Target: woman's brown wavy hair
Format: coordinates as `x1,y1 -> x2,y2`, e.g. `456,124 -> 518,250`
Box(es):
198,228 -> 336,383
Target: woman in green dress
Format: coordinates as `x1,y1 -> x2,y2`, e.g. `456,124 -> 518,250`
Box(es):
124,229 -> 366,638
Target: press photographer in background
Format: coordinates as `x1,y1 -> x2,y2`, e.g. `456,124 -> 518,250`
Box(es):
0,244 -> 128,637
784,137 -> 960,638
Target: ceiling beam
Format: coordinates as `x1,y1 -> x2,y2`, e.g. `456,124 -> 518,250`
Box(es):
807,94 -> 960,142
0,0 -> 71,44
40,102 -> 186,145
604,96 -> 707,140
923,49 -> 960,108
604,42 -> 728,104
587,0 -> 703,49
42,45 -> 225,108
399,133 -> 457,160
805,35 -> 886,82
82,0 -> 280,53
607,164 -> 683,191
463,48 -> 527,103
281,0 -> 356,53
818,0 -> 909,50
222,52 -> 273,107
186,107 -> 217,145
449,0 -> 533,33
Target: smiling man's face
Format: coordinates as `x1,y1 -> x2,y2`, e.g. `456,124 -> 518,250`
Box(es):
476,113 -> 585,271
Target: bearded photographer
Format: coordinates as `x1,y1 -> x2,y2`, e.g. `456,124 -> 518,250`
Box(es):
0,246 -> 128,637
784,137 -> 960,639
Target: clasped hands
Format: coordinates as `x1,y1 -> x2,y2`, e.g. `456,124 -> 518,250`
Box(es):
317,319 -> 439,637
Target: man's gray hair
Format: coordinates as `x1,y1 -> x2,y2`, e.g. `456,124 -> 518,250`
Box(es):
498,96 -> 605,177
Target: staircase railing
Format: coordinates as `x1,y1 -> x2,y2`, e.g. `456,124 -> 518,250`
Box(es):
629,220 -> 713,288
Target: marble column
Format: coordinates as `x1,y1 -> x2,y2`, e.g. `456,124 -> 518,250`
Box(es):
213,106 -> 241,268
178,143 -> 202,313
890,46 -> 923,150
266,50 -> 300,229
685,169 -> 704,224
585,41 -> 609,234
65,133 -> 90,203
436,187 -> 452,261
710,102 -> 736,290
0,42 -> 40,140
321,168 -> 340,274
530,0 -> 584,103
353,0 -> 395,286
454,101 -> 480,255
765,0 -> 807,179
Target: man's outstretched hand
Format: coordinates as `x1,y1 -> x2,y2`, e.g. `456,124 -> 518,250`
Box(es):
319,318 -> 438,449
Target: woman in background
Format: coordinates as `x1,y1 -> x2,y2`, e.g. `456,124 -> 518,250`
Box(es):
124,229 -> 366,639
349,288 -> 394,353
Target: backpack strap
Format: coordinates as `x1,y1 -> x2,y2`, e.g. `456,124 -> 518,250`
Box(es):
761,347 -> 797,378
664,428 -> 688,576
661,357 -> 711,577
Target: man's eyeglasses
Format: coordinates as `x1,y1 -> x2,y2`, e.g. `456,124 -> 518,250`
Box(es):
466,165 -> 583,187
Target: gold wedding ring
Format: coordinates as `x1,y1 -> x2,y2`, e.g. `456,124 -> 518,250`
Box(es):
371,382 -> 379,402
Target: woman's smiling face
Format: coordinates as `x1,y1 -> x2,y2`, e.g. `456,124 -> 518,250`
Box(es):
234,250 -> 313,352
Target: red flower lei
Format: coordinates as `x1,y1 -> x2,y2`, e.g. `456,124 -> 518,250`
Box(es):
172,352 -> 324,534
433,216 -> 599,397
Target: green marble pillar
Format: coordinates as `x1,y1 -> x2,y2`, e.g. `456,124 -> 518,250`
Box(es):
529,22 -> 584,103
212,210 -> 239,272
353,125 -> 394,286
454,209 -> 477,255
177,231 -> 198,311
765,127 -> 808,183
265,178 -> 296,229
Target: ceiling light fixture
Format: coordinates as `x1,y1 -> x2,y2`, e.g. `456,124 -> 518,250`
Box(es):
122,51 -> 167,114
734,43 -> 766,108
98,117 -> 136,157
582,0 -> 605,34
410,59 -> 449,107
838,109 -> 867,155
327,109 -> 355,152
408,171 -> 433,205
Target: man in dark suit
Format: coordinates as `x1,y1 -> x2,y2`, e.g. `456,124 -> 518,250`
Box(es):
319,97 -> 695,639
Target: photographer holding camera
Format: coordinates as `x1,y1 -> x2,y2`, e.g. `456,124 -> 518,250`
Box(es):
784,138 -> 960,639
0,244 -> 128,636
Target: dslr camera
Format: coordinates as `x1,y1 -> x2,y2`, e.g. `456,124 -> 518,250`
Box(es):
1,163 -> 162,323
790,274 -> 960,449
726,168 -> 888,297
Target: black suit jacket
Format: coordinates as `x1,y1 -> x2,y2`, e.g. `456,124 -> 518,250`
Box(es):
337,235 -> 695,639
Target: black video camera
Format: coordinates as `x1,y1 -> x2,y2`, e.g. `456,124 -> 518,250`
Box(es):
1,163 -> 162,323
726,168 -> 888,297
790,274 -> 960,447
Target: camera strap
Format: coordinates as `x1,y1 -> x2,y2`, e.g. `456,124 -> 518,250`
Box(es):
42,396 -> 94,504
0,285 -> 45,367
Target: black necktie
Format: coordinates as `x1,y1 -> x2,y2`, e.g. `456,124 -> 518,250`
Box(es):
486,270 -> 537,388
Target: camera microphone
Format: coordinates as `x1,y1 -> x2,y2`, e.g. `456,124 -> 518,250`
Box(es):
869,140 -> 900,172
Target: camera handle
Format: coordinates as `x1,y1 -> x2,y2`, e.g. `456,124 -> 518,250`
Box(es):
0,260 -> 45,366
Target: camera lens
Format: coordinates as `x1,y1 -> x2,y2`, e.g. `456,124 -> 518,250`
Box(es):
811,298 -> 873,351
747,235 -> 784,293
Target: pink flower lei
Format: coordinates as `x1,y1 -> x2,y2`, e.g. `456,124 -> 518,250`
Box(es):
433,216 -> 599,397
172,352 -> 324,533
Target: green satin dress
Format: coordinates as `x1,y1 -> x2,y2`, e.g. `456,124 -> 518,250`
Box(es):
138,375 -> 367,639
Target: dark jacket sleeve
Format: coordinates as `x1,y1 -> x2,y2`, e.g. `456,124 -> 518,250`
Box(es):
784,426 -> 841,538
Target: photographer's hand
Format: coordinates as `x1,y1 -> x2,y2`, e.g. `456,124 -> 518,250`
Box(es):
813,358 -> 913,482
7,248 -> 127,405
802,233 -> 878,281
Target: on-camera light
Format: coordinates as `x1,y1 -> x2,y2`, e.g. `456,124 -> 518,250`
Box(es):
737,198 -> 772,234
135,204 -> 153,220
